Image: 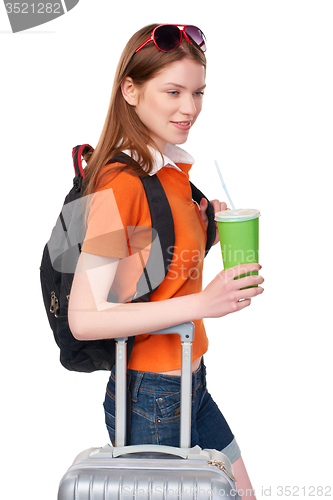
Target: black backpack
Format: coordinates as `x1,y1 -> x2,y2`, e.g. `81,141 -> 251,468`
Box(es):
40,144 -> 216,373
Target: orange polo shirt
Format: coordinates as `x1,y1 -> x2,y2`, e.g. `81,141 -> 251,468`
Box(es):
82,146 -> 209,372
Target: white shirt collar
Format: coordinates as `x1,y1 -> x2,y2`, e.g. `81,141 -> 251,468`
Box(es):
122,143 -> 195,176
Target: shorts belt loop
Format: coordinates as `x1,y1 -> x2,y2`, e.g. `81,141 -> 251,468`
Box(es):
131,371 -> 144,402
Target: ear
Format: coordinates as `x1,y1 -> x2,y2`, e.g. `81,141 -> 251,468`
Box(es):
121,77 -> 139,106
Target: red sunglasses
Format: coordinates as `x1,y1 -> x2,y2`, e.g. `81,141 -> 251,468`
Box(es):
135,24 -> 207,54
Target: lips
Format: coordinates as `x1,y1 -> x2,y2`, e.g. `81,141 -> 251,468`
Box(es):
171,121 -> 192,130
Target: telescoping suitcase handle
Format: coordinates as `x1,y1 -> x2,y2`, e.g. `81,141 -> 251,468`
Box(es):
115,322 -> 195,449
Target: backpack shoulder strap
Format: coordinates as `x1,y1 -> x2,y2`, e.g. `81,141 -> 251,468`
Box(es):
135,174 -> 175,302
140,174 -> 175,273
106,152 -> 175,301
190,181 -> 216,256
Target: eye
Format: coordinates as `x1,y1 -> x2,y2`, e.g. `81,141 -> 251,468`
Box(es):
194,91 -> 205,97
168,91 -> 180,96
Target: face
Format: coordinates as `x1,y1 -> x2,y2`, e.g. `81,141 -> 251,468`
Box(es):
123,58 -> 206,152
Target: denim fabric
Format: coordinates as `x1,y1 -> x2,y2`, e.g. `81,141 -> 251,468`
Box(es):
103,360 -> 240,462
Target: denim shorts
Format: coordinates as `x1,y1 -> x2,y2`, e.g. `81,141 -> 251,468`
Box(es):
103,360 -> 241,463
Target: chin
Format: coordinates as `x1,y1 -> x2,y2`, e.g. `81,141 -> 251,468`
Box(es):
173,135 -> 189,146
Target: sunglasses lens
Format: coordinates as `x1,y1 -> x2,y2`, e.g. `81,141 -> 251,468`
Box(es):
185,26 -> 207,52
154,25 -> 181,52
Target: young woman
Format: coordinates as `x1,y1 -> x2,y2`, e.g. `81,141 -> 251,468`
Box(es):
68,24 -> 264,498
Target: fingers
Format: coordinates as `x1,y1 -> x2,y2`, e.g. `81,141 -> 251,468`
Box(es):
199,198 -> 209,228
224,263 -> 262,281
233,283 -> 264,301
221,264 -> 264,301
209,199 -> 220,212
201,264 -> 264,319
210,199 -> 227,213
226,273 -> 264,315
199,199 -> 208,211
235,298 -> 252,311
236,272 -> 264,289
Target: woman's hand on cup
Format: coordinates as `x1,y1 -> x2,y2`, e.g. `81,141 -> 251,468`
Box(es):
199,263 -> 264,319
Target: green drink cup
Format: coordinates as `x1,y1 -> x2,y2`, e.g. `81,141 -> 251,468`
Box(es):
215,209 -> 260,285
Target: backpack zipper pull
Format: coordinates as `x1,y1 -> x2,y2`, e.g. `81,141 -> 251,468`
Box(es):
50,291 -> 59,315
207,460 -> 237,482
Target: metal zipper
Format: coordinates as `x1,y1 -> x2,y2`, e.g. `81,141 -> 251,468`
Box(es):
50,291 -> 59,315
50,292 -> 69,319
207,460 -> 237,482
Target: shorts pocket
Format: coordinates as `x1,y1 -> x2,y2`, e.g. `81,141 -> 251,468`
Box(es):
155,390 -> 181,420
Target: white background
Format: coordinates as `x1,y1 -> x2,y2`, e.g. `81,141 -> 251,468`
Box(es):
1,1 -> 332,499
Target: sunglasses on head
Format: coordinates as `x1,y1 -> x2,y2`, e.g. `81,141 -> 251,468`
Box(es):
135,24 -> 207,54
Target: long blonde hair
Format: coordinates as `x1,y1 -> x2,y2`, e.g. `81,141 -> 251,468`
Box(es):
83,24 -> 206,195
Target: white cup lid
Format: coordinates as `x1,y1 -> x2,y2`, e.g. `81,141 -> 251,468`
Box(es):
215,208 -> 260,222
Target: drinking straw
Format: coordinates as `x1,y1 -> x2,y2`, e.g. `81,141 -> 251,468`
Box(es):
214,160 -> 237,212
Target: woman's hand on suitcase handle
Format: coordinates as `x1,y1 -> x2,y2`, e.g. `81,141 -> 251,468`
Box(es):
199,263 -> 264,318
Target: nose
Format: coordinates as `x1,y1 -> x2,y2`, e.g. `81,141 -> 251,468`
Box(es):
180,94 -> 197,117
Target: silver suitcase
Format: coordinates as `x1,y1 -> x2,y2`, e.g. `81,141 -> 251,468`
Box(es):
58,323 -> 240,499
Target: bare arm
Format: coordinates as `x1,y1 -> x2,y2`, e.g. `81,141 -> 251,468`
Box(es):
68,251 -> 264,341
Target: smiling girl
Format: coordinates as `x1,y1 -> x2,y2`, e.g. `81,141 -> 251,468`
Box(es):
68,24 -> 264,498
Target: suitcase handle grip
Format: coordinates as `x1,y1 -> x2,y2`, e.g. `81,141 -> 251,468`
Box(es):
115,322 -> 195,449
111,444 -> 192,459
117,321 -> 194,343
149,322 -> 195,342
